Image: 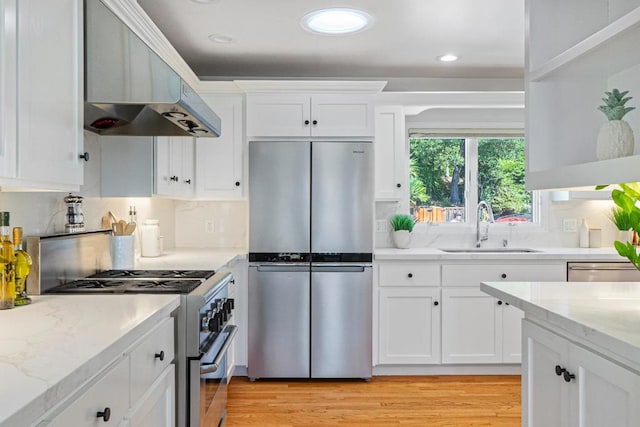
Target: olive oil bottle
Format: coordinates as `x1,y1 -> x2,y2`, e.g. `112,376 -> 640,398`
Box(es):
0,212 -> 15,309
13,227 -> 32,306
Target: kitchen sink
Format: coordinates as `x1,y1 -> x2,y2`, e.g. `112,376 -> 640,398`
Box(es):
439,248 -> 541,253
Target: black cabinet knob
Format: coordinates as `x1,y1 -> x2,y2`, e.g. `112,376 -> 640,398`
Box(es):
304,120 -> 310,125
396,183 -> 402,188
563,370 -> 575,382
170,176 -> 179,182
96,407 -> 111,422
154,350 -> 165,361
185,179 -> 191,184
497,300 -> 503,305
501,273 -> 507,279
235,181 -> 240,187
555,365 -> 566,376
312,120 -> 318,125
79,152 -> 90,162
407,273 -> 413,278
433,301 -> 439,306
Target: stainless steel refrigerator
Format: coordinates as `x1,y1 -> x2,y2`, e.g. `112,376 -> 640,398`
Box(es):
248,140 -> 373,379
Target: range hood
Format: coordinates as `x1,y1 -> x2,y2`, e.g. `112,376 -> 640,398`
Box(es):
84,0 -> 221,137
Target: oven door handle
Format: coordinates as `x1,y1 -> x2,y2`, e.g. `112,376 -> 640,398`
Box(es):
200,325 -> 238,375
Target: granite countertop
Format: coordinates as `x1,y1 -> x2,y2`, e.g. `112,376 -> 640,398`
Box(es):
480,281 -> 640,370
375,247 -> 625,261
135,247 -> 246,270
0,295 -> 180,427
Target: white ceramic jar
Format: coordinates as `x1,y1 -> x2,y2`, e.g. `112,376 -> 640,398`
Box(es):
140,219 -> 161,257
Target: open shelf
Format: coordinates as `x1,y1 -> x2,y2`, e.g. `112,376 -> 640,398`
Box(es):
526,154 -> 640,190
529,6 -> 640,82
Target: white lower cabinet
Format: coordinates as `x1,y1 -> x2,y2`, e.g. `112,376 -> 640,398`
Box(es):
523,320 -> 640,427
41,317 -> 175,427
378,287 -> 441,364
441,287 -> 504,364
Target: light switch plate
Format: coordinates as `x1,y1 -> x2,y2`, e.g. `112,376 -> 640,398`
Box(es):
563,218 -> 577,232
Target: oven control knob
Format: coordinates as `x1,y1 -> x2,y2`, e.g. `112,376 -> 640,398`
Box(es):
201,316 -> 210,332
208,316 -> 219,334
227,298 -> 235,310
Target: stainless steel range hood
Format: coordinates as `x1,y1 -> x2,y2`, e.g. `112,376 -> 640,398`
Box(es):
84,0 -> 221,137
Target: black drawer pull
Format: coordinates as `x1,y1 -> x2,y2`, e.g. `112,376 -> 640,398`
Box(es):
433,301 -> 439,306
501,273 -> 507,279
407,273 -> 413,278
155,350 -> 165,361
96,407 -> 111,422
497,300 -> 503,305
563,370 -> 575,383
555,365 -> 566,376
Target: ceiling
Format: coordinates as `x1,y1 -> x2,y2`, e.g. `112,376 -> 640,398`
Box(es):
137,0 -> 525,88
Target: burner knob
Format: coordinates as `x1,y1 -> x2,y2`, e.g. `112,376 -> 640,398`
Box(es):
227,298 -> 235,310
208,316 -> 219,334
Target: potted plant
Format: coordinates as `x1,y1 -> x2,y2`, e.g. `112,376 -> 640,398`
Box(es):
390,214 -> 416,249
598,183 -> 640,270
609,206 -> 635,243
596,88 -> 635,160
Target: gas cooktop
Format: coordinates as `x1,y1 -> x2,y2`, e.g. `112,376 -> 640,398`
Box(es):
46,269 -> 217,294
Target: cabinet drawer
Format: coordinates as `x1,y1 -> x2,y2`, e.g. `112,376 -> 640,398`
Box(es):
442,263 -> 566,286
378,263 -> 440,286
130,317 -> 175,404
46,357 -> 129,427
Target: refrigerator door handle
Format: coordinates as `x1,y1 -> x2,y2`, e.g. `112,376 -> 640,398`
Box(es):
256,265 -> 311,273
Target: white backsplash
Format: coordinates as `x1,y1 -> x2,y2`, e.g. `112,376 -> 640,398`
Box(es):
174,200 -> 247,249
377,198 -> 620,249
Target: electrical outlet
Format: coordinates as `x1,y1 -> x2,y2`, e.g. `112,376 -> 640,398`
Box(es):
563,218 -> 577,232
376,220 -> 388,233
205,219 -> 215,233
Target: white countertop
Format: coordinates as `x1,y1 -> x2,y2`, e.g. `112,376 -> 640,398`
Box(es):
375,247 -> 625,261
135,247 -> 246,270
0,294 -> 180,427
480,281 -> 640,370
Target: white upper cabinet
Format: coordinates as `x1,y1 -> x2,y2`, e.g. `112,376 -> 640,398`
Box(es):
7,0 -> 84,190
155,136 -> 195,198
0,0 -> 17,180
374,106 -> 406,200
196,94 -> 244,199
526,0 -> 640,189
246,94 -> 375,138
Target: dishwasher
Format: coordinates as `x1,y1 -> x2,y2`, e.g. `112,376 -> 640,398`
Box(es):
567,262 -> 640,281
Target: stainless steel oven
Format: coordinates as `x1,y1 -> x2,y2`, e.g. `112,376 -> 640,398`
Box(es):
28,231 -> 238,427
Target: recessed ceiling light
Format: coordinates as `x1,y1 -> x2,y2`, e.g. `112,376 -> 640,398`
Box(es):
301,8 -> 373,35
438,54 -> 459,62
208,33 -> 234,44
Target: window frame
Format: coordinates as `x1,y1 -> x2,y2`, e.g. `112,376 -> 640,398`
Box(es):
408,135 -> 545,232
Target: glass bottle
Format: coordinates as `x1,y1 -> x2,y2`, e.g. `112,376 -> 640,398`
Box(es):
0,212 -> 15,309
13,227 -> 32,306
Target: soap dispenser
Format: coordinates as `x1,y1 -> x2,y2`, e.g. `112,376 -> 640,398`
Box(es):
579,218 -> 589,248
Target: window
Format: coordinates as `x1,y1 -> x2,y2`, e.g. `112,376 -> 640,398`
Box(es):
409,136 -> 535,224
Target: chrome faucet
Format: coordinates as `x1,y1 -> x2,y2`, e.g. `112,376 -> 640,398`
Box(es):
476,201 -> 495,247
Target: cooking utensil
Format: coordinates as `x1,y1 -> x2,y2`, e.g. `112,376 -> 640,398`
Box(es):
124,222 -> 137,235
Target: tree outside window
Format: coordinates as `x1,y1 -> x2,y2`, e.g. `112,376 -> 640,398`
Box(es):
409,137 -> 532,223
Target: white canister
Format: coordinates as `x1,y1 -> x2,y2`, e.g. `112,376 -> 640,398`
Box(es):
140,219 -> 161,257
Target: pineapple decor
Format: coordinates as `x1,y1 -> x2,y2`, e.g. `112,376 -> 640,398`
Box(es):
596,88 -> 635,160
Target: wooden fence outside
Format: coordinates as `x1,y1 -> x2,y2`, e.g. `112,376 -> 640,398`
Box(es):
413,206 -> 464,223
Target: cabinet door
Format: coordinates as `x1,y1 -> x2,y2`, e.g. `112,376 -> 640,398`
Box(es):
196,95 -> 243,199
246,94 -> 311,137
379,287 -> 441,364
570,343 -> 640,427
374,106 -> 405,200
155,136 -> 194,197
0,0 -> 16,179
441,287 -> 501,364
502,302 -> 524,363
522,320 -> 569,427
17,0 -> 83,189
311,94 -> 374,137
179,136 -> 195,196
127,365 -> 175,427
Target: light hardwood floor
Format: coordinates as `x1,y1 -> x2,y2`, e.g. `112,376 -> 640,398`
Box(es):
226,375 -> 521,426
